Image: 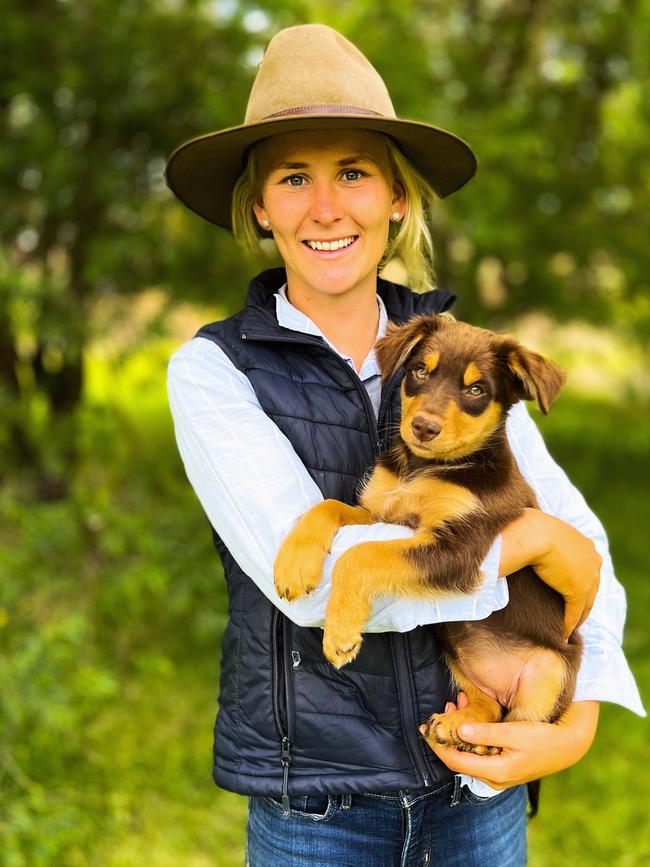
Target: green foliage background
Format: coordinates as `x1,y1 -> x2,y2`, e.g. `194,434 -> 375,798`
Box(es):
1,1 -> 648,864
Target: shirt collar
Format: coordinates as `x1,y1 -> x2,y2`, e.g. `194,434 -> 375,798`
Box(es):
274,283 -> 387,380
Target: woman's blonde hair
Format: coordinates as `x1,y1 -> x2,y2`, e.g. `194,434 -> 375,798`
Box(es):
231,134 -> 438,293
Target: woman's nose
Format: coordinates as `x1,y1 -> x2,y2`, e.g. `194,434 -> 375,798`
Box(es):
308,180 -> 342,225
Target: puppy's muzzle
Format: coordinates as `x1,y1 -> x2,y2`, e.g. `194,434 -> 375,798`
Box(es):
411,415 -> 442,442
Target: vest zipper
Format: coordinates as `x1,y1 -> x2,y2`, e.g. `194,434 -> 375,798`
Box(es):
404,633 -> 436,785
390,634 -> 432,787
249,329 -> 427,787
281,617 -> 296,814
271,608 -> 295,815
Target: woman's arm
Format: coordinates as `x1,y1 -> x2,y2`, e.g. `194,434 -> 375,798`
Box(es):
503,402 -> 645,716
166,335 -> 506,629
499,508 -> 601,640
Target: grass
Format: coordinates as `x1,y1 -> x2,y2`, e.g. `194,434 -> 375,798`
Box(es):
1,341 -> 648,866
525,397 -> 650,866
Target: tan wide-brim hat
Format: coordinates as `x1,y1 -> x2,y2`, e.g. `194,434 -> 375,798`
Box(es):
165,24 -> 477,229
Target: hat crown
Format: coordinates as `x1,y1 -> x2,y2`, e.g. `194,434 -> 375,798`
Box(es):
244,24 -> 396,124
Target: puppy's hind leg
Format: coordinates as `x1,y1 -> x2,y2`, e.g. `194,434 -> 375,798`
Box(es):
504,646 -> 576,724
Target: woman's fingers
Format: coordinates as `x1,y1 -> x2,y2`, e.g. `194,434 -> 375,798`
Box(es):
456,721 -> 524,749
564,571 -> 600,638
563,596 -> 584,641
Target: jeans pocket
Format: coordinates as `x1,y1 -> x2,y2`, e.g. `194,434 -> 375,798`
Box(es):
261,793 -> 338,822
461,784 -> 508,806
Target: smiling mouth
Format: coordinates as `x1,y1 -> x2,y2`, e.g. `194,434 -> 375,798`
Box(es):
301,235 -> 359,255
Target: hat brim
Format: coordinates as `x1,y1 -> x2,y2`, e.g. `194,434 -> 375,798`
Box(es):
164,114 -> 477,229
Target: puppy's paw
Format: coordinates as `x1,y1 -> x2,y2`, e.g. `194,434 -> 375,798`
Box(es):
421,712 -> 500,756
273,534 -> 327,601
322,624 -> 363,668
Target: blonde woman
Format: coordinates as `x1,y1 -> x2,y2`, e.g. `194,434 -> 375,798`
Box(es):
166,24 -> 644,867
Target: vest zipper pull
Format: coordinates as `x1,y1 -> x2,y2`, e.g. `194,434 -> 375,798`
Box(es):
281,736 -> 291,816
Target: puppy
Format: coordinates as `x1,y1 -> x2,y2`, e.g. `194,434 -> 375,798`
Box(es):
273,314 -> 582,755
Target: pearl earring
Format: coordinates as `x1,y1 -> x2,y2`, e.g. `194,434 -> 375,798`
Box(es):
260,219 -> 271,230
390,211 -> 402,222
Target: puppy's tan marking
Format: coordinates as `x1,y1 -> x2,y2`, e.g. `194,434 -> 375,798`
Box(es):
401,398 -> 503,461
463,362 -> 481,386
443,401 -> 502,458
424,350 -> 440,372
360,467 -> 480,529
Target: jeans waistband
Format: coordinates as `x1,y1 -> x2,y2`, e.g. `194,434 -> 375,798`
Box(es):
358,777 -> 457,808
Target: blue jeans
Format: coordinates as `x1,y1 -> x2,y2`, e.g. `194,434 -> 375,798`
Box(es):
246,776 -> 528,867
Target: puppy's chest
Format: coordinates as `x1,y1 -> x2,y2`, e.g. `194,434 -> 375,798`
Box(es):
359,466 -> 480,530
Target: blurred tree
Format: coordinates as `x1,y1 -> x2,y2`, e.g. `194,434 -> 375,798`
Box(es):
1,0 -> 649,492
0,0 -> 260,493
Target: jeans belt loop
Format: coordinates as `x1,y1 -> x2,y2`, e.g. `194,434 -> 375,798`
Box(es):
340,793 -> 352,809
450,774 -> 462,807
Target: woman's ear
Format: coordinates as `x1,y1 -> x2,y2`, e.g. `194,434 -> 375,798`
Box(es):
498,338 -> 566,414
374,315 -> 440,383
391,180 -> 406,218
252,199 -> 269,230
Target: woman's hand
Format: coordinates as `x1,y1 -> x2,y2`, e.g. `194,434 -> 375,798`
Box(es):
422,694 -> 600,789
500,508 -> 602,639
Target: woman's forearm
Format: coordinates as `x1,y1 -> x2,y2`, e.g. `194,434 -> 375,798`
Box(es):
499,508 -> 602,637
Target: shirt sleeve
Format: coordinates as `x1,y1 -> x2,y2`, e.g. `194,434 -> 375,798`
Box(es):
166,336 -> 507,632
505,402 -> 646,717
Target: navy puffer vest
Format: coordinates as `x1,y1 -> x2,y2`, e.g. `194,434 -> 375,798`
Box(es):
196,268 -> 457,800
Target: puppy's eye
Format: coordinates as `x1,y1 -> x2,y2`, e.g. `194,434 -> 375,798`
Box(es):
412,367 -> 428,380
467,384 -> 485,397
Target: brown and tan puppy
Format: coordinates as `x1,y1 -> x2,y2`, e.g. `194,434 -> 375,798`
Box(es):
273,314 -> 582,755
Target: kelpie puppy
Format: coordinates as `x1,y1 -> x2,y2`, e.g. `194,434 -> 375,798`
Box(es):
273,314 -> 583,755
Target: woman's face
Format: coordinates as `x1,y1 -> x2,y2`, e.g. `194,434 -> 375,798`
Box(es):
252,129 -> 405,304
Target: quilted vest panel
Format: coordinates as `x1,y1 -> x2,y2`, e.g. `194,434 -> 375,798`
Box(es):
196,268 -> 458,797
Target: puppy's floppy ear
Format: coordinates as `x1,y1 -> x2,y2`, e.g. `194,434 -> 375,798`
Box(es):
498,338 -> 566,414
374,315 -> 441,383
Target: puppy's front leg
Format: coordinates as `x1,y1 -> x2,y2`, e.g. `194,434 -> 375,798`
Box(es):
323,534 -> 431,666
274,500 -> 374,601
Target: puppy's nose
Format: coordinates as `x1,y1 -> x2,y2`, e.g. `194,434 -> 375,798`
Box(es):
411,415 -> 441,442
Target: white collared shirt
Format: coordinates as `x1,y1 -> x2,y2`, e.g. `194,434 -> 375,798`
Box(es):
167,284 -> 646,734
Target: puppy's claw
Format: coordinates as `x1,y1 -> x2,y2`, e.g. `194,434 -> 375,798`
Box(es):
273,544 -> 325,602
322,633 -> 362,668
421,712 -> 501,756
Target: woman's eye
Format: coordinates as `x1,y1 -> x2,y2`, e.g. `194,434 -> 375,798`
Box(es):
342,169 -> 364,182
468,384 -> 485,396
284,175 -> 305,187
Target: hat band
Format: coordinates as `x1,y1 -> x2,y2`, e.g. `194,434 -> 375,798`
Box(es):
263,103 -> 385,120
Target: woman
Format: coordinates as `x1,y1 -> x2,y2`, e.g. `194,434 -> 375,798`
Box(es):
165,24 -> 644,867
